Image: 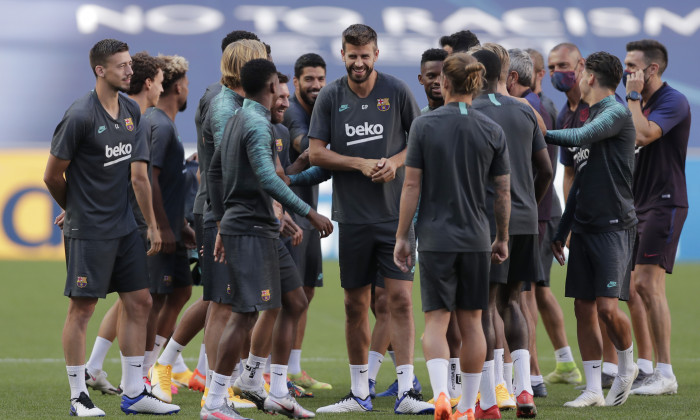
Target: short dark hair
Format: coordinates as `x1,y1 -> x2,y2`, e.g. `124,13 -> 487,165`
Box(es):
440,30 -> 480,53
221,30 -> 259,53
585,51 -> 623,90
342,24 -> 377,50
128,52 -> 162,95
89,38 -> 129,77
294,53 -> 326,78
421,48 -> 448,65
241,58 -> 278,97
277,72 -> 289,84
472,49 -> 501,82
626,39 -> 668,75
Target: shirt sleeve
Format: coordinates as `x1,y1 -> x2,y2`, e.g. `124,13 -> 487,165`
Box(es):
405,119 -> 424,169
50,109 -> 88,160
207,147 -> 224,221
308,87 -> 332,143
288,166 -> 332,186
528,108 -> 547,153
149,118 -> 171,169
284,108 -> 311,152
245,124 -> 311,217
645,90 -> 690,136
489,128 -> 511,177
130,118 -> 150,163
211,96 -> 236,149
545,102 -> 629,147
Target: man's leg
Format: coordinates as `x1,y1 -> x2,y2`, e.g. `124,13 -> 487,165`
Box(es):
85,299 -> 122,395
424,309 -> 451,419
564,298 -> 606,407
536,285 -> 581,385
368,284 -> 391,396
521,287 -> 545,397
446,313 -> 462,401
635,264 -> 672,364
627,273 -> 654,387
454,309 -> 486,418
385,278 -> 415,393
596,296 -> 637,406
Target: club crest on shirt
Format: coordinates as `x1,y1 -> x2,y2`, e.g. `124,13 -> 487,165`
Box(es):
579,108 -> 589,123
377,98 -> 390,111
261,289 -> 271,302
275,138 -> 284,152
227,284 -> 232,295
76,276 -> 88,288
162,275 -> 172,286
124,118 -> 134,131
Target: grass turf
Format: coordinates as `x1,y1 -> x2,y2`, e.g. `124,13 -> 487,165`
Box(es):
1,260 -> 699,419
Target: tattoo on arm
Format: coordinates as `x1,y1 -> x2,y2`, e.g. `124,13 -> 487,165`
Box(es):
491,174 -> 511,241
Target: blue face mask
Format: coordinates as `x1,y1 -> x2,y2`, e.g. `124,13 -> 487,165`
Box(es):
551,71 -> 577,92
622,66 -> 650,87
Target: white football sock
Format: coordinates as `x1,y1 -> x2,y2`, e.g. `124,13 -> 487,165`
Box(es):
511,349 -> 533,396
205,372 -> 230,409
616,345 -> 635,377
503,362 -> 514,394
637,358 -> 653,375
426,358 -> 449,399
288,349 -> 302,375
449,357 -> 461,399
158,339 -> 185,367
602,362 -> 618,377
121,355 -> 146,398
531,375 -> 543,386
153,335 -> 167,359
350,364 -> 369,399
67,365 -> 88,399
86,337 -> 112,375
196,343 -> 207,373
656,362 -> 674,379
240,354 -> 267,388
270,364 -> 289,397
582,360 -> 603,394
554,346 -> 575,364
494,348 -> 506,386
368,351 -> 384,382
479,360 -> 497,409
396,364 -> 414,395
456,372 -> 481,413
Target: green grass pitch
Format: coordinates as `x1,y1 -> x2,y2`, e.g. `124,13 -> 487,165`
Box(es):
1,260 -> 699,419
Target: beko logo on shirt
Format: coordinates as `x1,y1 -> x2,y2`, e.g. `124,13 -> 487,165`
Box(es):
104,142 -> 132,166
345,123 -> 384,146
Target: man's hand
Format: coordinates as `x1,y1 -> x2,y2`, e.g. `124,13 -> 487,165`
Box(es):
491,238 -> 509,264
551,240 -> 566,266
146,226 -> 163,256
214,232 -> 226,263
54,210 -> 65,230
160,227 -> 176,254
625,69 -> 645,95
358,158 -> 380,178
371,157 -> 398,183
182,223 -> 196,250
280,212 -> 303,246
296,148 -> 310,166
306,209 -> 333,238
393,236 -> 413,273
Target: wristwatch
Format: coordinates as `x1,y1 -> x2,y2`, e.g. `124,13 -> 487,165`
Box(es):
626,91 -> 641,101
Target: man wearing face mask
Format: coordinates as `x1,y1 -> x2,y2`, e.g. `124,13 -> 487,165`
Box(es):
624,39 -> 690,397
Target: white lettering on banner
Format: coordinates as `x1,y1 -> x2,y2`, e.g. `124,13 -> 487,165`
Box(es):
589,8 -> 640,37
75,4 -> 700,45
645,7 -> 700,36
145,5 -> 224,35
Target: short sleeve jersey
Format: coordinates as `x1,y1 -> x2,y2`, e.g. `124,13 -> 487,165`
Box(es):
193,81 -> 222,216
633,83 -> 691,212
282,96 -> 318,229
128,112 -> 151,230
50,90 -> 140,239
406,102 -> 509,252
308,72 -> 420,224
145,107 -> 186,240
203,85 -> 244,227
472,93 -> 546,235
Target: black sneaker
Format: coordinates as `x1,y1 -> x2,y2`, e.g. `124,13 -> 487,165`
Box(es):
532,382 -> 548,398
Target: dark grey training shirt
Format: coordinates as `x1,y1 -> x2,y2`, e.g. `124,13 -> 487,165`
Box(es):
193,81 -> 222,216
145,107 -> 186,241
50,90 -> 141,239
128,111 -> 151,230
308,72 -> 420,224
472,93 -> 546,236
282,95 -> 318,230
406,102 -> 510,252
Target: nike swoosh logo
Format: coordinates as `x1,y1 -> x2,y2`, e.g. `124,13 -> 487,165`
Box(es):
273,372 -> 284,376
360,369 -> 368,373
397,371 -> 404,375
130,364 -> 142,368
215,381 -> 225,386
97,126 -> 106,134
593,365 -> 601,369
644,253 -> 660,258
69,374 -> 77,377
176,349 -> 181,352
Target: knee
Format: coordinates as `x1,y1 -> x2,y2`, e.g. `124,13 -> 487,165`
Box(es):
388,288 -> 413,315
67,298 -> 98,323
303,286 -> 315,302
596,305 -> 616,325
284,290 -> 308,318
344,297 -> 368,322
634,278 -> 657,302
126,291 -> 152,316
